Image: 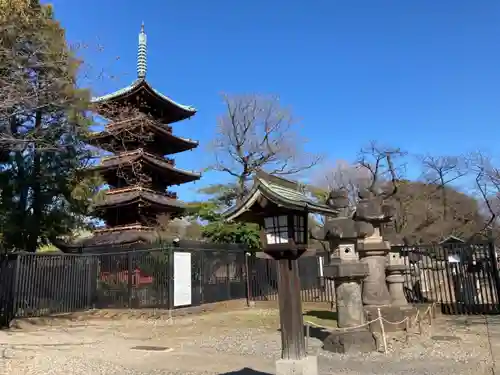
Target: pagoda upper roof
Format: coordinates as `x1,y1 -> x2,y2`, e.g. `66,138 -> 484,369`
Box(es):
91,78 -> 196,124
93,186 -> 186,211
87,121 -> 199,155
90,23 -> 196,124
92,149 -> 201,184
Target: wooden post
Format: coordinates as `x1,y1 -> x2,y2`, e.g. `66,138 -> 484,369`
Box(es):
276,258 -> 306,360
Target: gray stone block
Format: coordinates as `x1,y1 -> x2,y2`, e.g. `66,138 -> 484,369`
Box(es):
275,356 -> 318,375
323,262 -> 368,279
322,329 -> 376,354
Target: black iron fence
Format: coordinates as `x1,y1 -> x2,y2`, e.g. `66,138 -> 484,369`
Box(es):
247,251 -> 335,303
392,241 -> 500,315
1,241 -> 499,326
0,244 -> 249,324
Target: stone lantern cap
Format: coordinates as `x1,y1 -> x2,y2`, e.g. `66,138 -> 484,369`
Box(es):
353,189 -> 395,225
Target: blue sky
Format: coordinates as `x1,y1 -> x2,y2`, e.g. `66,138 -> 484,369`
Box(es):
45,0 -> 500,201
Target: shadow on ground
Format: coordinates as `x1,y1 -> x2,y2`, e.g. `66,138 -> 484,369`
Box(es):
219,368 -> 272,375
304,310 -> 338,322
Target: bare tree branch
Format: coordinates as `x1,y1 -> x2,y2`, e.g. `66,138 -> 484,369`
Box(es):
357,141 -> 407,199
467,151 -> 500,237
210,93 -> 323,200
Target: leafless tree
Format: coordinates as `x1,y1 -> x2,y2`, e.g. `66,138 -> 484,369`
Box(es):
419,155 -> 467,221
155,214 -> 203,240
314,159 -> 371,209
211,94 -> 323,200
357,141 -> 407,198
353,142 -> 408,241
468,152 -> 500,235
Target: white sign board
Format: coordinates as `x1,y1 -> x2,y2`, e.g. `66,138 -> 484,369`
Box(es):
174,252 -> 192,307
448,254 -> 461,263
318,256 -> 324,277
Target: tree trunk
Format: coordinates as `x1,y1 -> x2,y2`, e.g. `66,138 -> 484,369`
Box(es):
26,110 -> 42,253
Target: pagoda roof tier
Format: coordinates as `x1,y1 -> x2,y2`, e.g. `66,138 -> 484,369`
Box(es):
92,78 -> 196,124
92,149 -> 201,186
54,225 -> 160,252
93,186 -> 186,212
88,121 -> 198,155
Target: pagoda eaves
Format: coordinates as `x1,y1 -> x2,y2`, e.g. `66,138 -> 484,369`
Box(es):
92,149 -> 201,187
87,121 -> 199,155
92,79 -> 197,124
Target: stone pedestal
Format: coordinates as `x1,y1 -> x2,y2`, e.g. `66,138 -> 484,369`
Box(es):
322,260 -> 376,353
325,261 -> 368,328
322,329 -> 377,354
386,264 -> 410,307
276,356 -> 318,375
365,305 -> 418,333
358,241 -> 392,306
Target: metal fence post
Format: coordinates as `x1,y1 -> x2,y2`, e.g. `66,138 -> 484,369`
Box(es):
86,257 -> 94,310
200,250 -> 204,305
168,246 -> 174,310
487,237 -> 500,310
226,253 -> 231,300
11,254 -> 21,319
127,252 -> 133,308
245,252 -> 252,306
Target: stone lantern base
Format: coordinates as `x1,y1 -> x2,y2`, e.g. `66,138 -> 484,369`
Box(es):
364,305 -> 418,334
322,262 -> 377,354
323,329 -> 377,354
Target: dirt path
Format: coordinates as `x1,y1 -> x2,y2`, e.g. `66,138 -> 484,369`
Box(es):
0,309 -> 497,375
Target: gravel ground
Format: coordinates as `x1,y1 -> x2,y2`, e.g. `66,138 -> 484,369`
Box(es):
0,309 -> 498,375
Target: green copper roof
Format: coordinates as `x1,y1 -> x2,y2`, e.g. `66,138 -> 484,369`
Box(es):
91,78 -> 197,113
224,170 -> 337,222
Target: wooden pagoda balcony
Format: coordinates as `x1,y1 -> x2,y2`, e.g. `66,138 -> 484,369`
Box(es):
100,149 -> 176,167
104,185 -> 178,200
94,223 -> 156,235
104,120 -> 173,134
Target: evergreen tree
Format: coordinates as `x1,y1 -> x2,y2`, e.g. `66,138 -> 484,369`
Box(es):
0,0 -> 100,252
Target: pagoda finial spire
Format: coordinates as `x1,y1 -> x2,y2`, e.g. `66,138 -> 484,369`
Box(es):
137,22 -> 147,79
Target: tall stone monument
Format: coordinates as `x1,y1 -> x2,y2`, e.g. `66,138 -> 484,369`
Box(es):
322,189 -> 376,353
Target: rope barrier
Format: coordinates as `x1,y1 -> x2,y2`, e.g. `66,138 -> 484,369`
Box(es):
304,303 -> 437,354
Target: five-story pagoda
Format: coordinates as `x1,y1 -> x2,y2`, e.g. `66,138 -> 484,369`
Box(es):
58,24 -> 201,252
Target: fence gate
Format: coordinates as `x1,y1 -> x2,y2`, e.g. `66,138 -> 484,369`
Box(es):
397,241 -> 500,315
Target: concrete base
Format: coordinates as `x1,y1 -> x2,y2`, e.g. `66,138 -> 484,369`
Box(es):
365,305 -> 418,333
275,356 -> 318,375
322,329 -> 376,354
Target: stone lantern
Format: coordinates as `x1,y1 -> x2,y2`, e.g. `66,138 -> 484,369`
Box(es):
386,251 -> 410,307
322,189 -> 376,353
353,189 -> 394,306
224,170 -> 338,375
